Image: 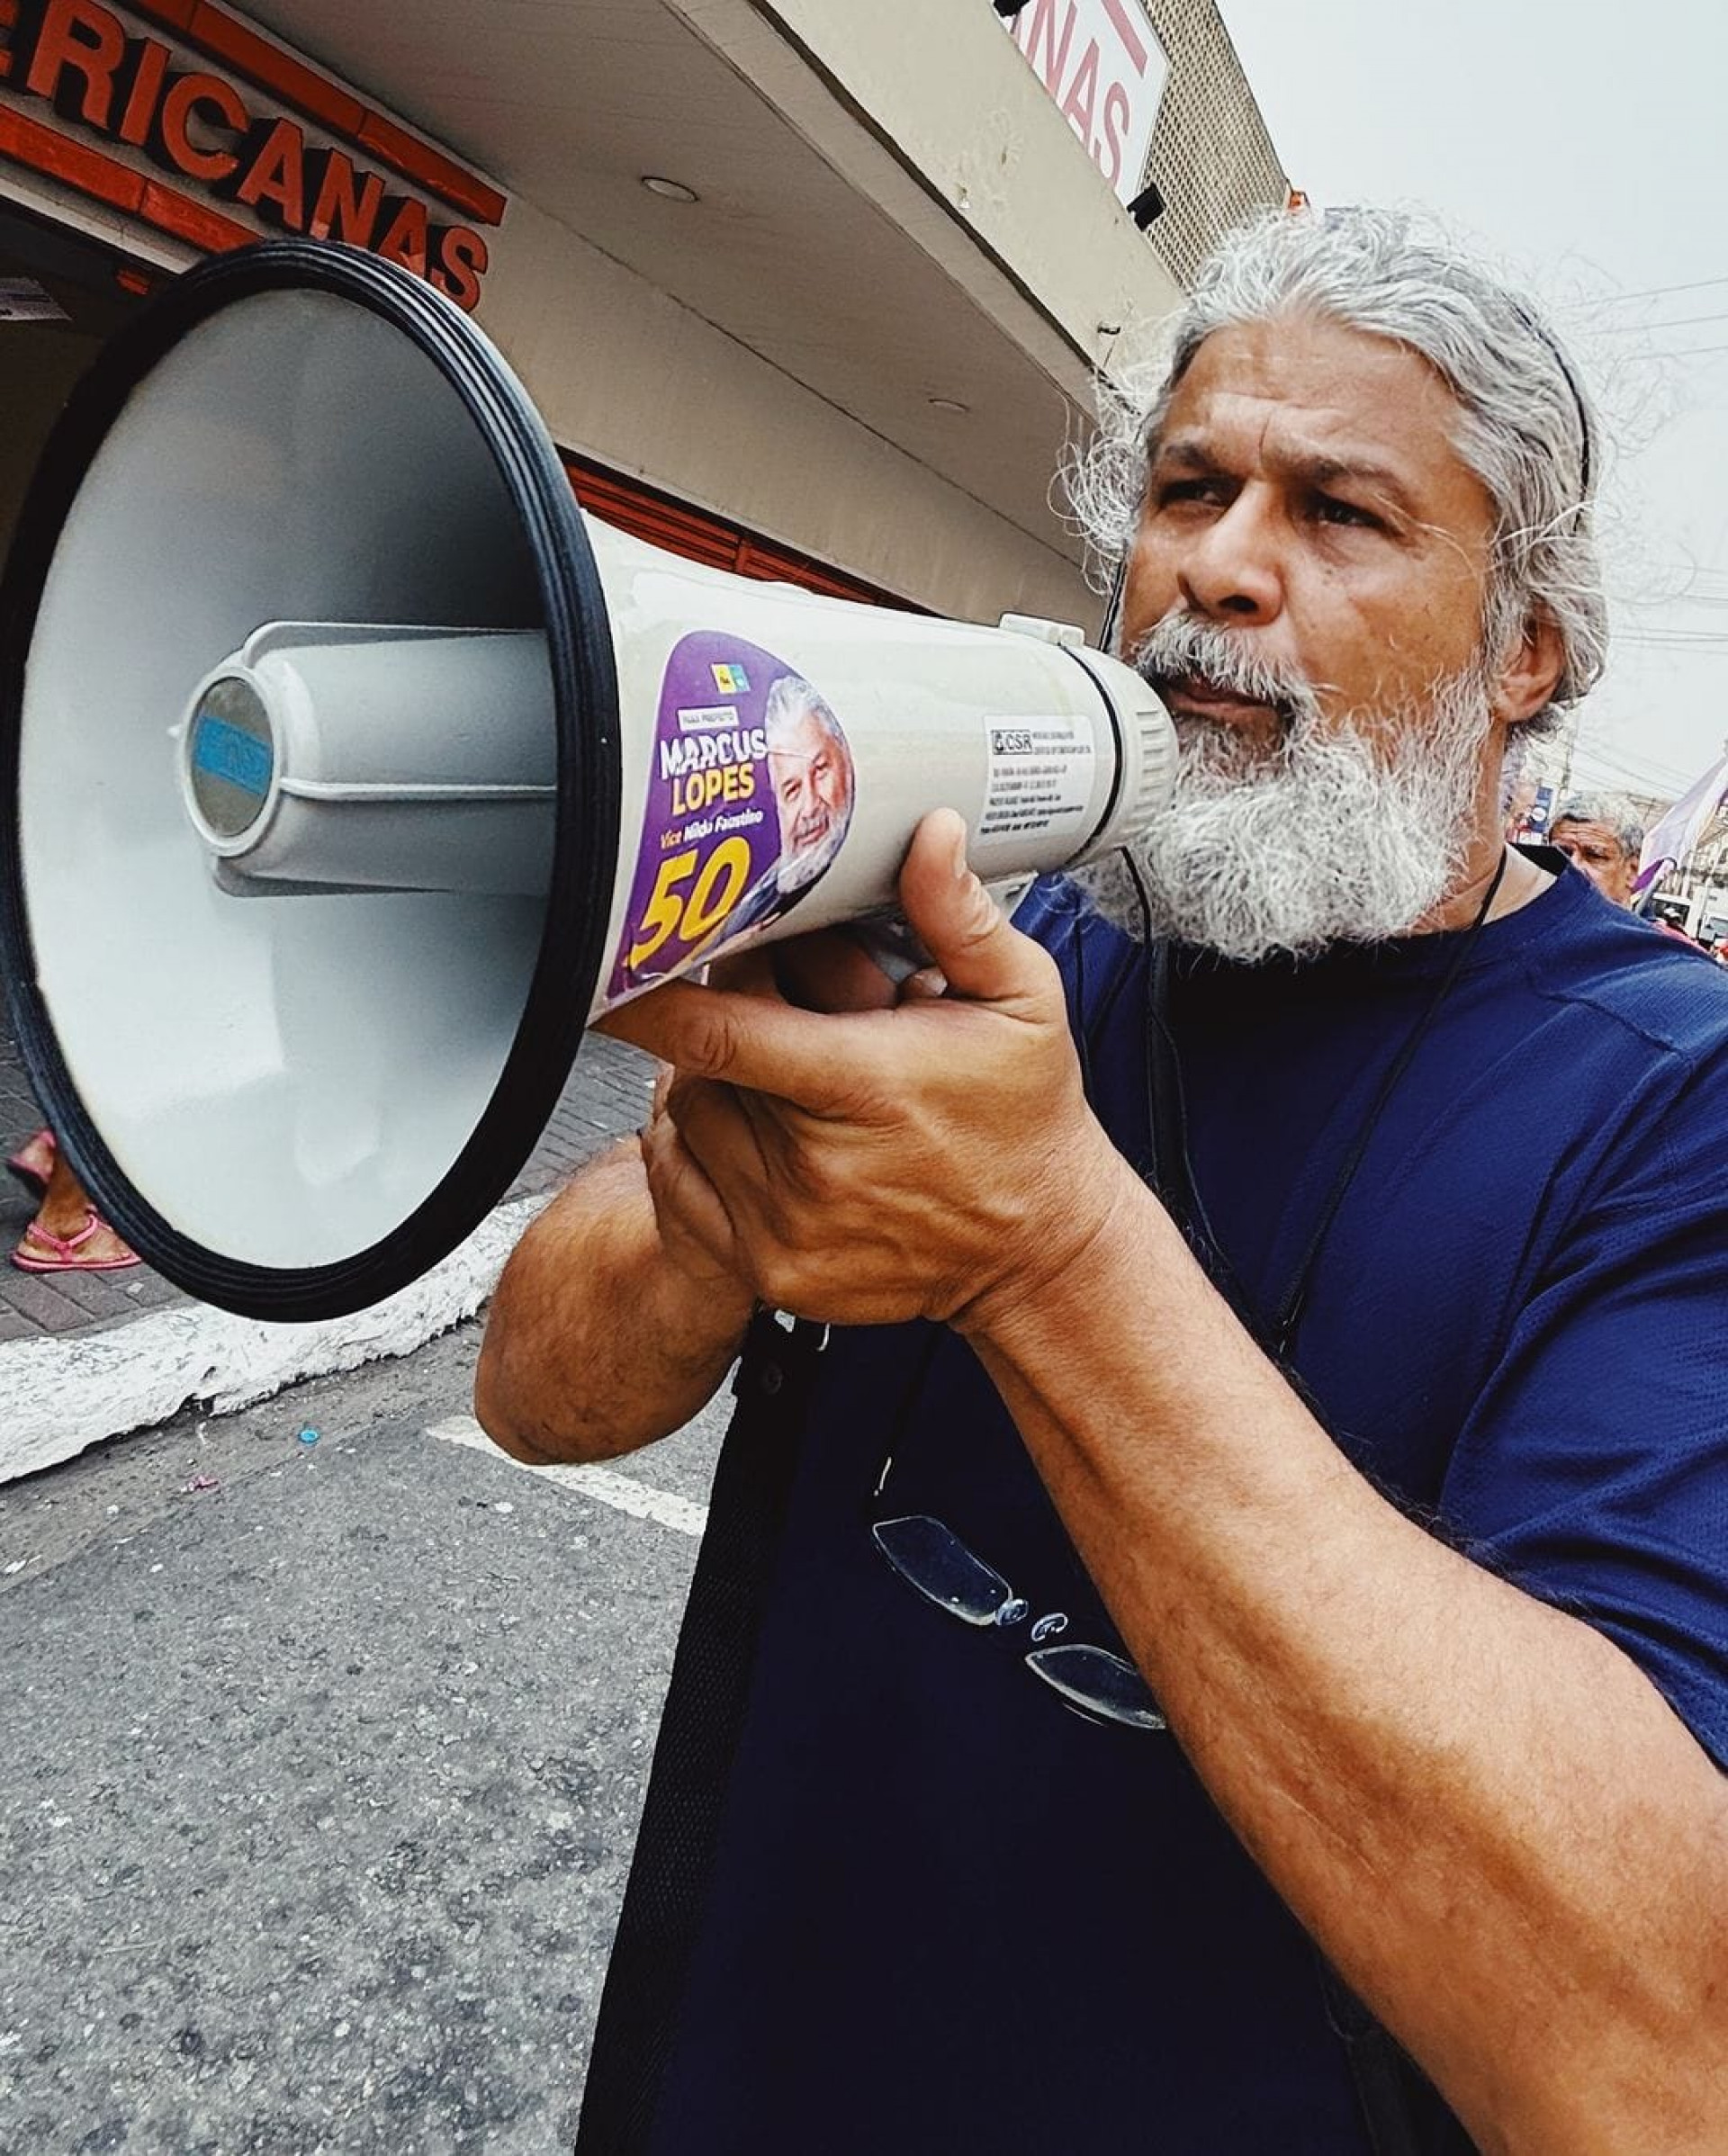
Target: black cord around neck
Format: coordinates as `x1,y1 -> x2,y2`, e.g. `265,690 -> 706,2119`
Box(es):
1140,849 -> 1511,1363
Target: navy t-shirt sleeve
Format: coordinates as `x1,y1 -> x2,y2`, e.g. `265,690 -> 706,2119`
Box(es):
1442,1047 -> 1728,1770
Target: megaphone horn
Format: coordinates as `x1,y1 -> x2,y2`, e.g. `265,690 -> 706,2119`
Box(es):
0,241 -> 1173,1323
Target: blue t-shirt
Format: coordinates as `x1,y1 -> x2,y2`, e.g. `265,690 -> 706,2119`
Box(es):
644,864 -> 1728,2155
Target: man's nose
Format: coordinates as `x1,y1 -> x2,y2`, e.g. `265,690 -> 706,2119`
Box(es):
1176,490 -> 1283,624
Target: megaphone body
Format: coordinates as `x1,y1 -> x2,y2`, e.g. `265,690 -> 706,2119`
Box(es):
1,241 -> 1174,1321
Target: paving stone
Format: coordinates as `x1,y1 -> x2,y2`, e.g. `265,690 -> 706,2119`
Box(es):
0,1265 -> 91,1333
10,1261 -> 129,1319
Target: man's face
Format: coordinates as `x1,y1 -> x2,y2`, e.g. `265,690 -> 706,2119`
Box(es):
1122,317 -> 1506,745
1097,317 -> 1566,961
1550,818 -> 1636,906
770,709 -> 852,867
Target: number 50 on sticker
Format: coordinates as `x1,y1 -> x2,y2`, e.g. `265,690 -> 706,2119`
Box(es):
626,837 -> 753,971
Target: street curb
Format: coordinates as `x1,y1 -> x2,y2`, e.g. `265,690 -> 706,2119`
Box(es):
0,1192 -> 549,1486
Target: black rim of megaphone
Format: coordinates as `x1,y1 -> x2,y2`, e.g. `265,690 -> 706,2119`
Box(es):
0,239 -> 622,1323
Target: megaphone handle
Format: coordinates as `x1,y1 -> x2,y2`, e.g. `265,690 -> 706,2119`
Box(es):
844,916 -> 928,985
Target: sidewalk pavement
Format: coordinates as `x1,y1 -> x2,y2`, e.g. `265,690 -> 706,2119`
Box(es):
0,1011 -> 654,1483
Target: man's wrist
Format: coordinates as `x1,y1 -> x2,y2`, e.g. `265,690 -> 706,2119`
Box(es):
950,1136 -> 1150,1348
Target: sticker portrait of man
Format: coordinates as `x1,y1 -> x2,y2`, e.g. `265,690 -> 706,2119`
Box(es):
713,674 -> 856,948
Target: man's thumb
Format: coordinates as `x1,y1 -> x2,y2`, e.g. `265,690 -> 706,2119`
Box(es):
896,810 -> 1037,1005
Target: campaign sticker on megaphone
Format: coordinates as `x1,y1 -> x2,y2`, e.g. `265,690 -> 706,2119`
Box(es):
608,632 -> 856,998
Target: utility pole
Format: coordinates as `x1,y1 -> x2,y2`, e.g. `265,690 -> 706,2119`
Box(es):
1553,705 -> 1580,800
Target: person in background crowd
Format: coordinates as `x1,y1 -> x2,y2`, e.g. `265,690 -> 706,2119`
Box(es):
8,1127 -> 139,1274
1501,768 -> 1539,840
1548,791 -> 1643,907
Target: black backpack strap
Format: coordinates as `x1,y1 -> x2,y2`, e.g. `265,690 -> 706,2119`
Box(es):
1317,1953 -> 1436,2155
572,1308 -> 824,2156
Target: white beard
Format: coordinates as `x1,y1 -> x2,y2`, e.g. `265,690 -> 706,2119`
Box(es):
1082,615 -> 1497,962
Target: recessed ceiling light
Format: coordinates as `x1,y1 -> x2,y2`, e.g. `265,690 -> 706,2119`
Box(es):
641,175 -> 699,203
928,396 -> 969,414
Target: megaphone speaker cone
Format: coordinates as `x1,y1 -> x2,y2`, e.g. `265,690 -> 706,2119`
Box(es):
0,241 -> 621,1321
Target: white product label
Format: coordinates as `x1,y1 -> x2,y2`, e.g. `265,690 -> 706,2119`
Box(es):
979,715 -> 1095,840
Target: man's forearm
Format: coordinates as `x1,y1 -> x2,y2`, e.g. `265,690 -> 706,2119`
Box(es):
475,1141 -> 753,1465
967,1162 -> 1728,2152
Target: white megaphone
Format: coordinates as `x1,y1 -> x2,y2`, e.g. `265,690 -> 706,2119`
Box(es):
0,241 -> 1174,1322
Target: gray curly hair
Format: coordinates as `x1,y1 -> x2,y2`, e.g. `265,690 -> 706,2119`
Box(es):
1070,206 -> 1608,733
1551,793 -> 1644,859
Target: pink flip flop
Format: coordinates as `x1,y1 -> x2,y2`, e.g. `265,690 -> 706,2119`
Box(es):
5,1127 -> 55,1194
12,1208 -> 140,1274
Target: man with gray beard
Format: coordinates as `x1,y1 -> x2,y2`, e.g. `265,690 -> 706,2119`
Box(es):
479,209 -> 1728,2154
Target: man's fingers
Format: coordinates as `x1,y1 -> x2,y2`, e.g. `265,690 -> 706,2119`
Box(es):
897,810 -> 1048,1007
598,977 -> 865,1108
639,1100 -> 739,1273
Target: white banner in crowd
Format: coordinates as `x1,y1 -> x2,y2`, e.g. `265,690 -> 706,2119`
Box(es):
1635,746 -> 1728,894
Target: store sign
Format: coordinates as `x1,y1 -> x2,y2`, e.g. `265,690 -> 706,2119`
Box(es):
1004,0 -> 1169,206
0,0 -> 504,306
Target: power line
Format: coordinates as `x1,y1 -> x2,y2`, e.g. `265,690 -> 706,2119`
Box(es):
1568,273 -> 1728,309
1575,754 -> 1694,793
1616,633 -> 1728,651
1570,735 -> 1697,782
1596,308 -> 1728,336
1569,755 -> 1693,801
1570,738 -> 1696,786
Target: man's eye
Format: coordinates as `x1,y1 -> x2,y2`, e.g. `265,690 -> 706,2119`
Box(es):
1156,477 -> 1227,508
1313,495 -> 1378,528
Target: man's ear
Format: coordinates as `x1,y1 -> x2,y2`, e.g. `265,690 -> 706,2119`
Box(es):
1490,608 -> 1567,728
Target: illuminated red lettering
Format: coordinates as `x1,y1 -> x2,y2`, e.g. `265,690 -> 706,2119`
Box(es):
375,197 -> 428,279
115,34 -> 168,148
152,70 -> 246,184
232,114 -> 306,229
306,147 -> 383,246
431,226 -> 488,312
22,0 -> 125,128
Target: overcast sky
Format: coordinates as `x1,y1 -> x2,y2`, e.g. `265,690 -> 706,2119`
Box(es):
1216,0 -> 1728,806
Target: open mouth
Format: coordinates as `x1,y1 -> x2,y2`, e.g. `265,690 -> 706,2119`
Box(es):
1153,672 -> 1288,728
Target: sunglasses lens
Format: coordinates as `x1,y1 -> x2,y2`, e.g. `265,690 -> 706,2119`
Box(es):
1026,1643 -> 1166,1730
871,1514 -> 1013,1626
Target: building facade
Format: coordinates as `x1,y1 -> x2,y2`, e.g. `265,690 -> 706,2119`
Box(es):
1138,0 -> 1290,287
1,0 -> 1285,627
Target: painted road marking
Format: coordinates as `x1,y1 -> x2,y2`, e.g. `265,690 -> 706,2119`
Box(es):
426,1415 -> 708,1538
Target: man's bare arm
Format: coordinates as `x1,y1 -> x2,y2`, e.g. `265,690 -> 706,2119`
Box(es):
965,1181 -> 1728,2154
473,1137 -> 753,1465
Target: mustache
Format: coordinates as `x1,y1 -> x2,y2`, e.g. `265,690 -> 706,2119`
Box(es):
1127,614 -> 1322,728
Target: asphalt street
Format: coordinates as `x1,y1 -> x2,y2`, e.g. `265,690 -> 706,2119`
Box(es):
0,1322 -> 729,2155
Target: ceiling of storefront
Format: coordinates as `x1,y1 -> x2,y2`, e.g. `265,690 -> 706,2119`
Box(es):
238,0 -> 1099,564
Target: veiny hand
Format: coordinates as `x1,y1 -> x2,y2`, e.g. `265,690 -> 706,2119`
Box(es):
599,811 -> 1130,1331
